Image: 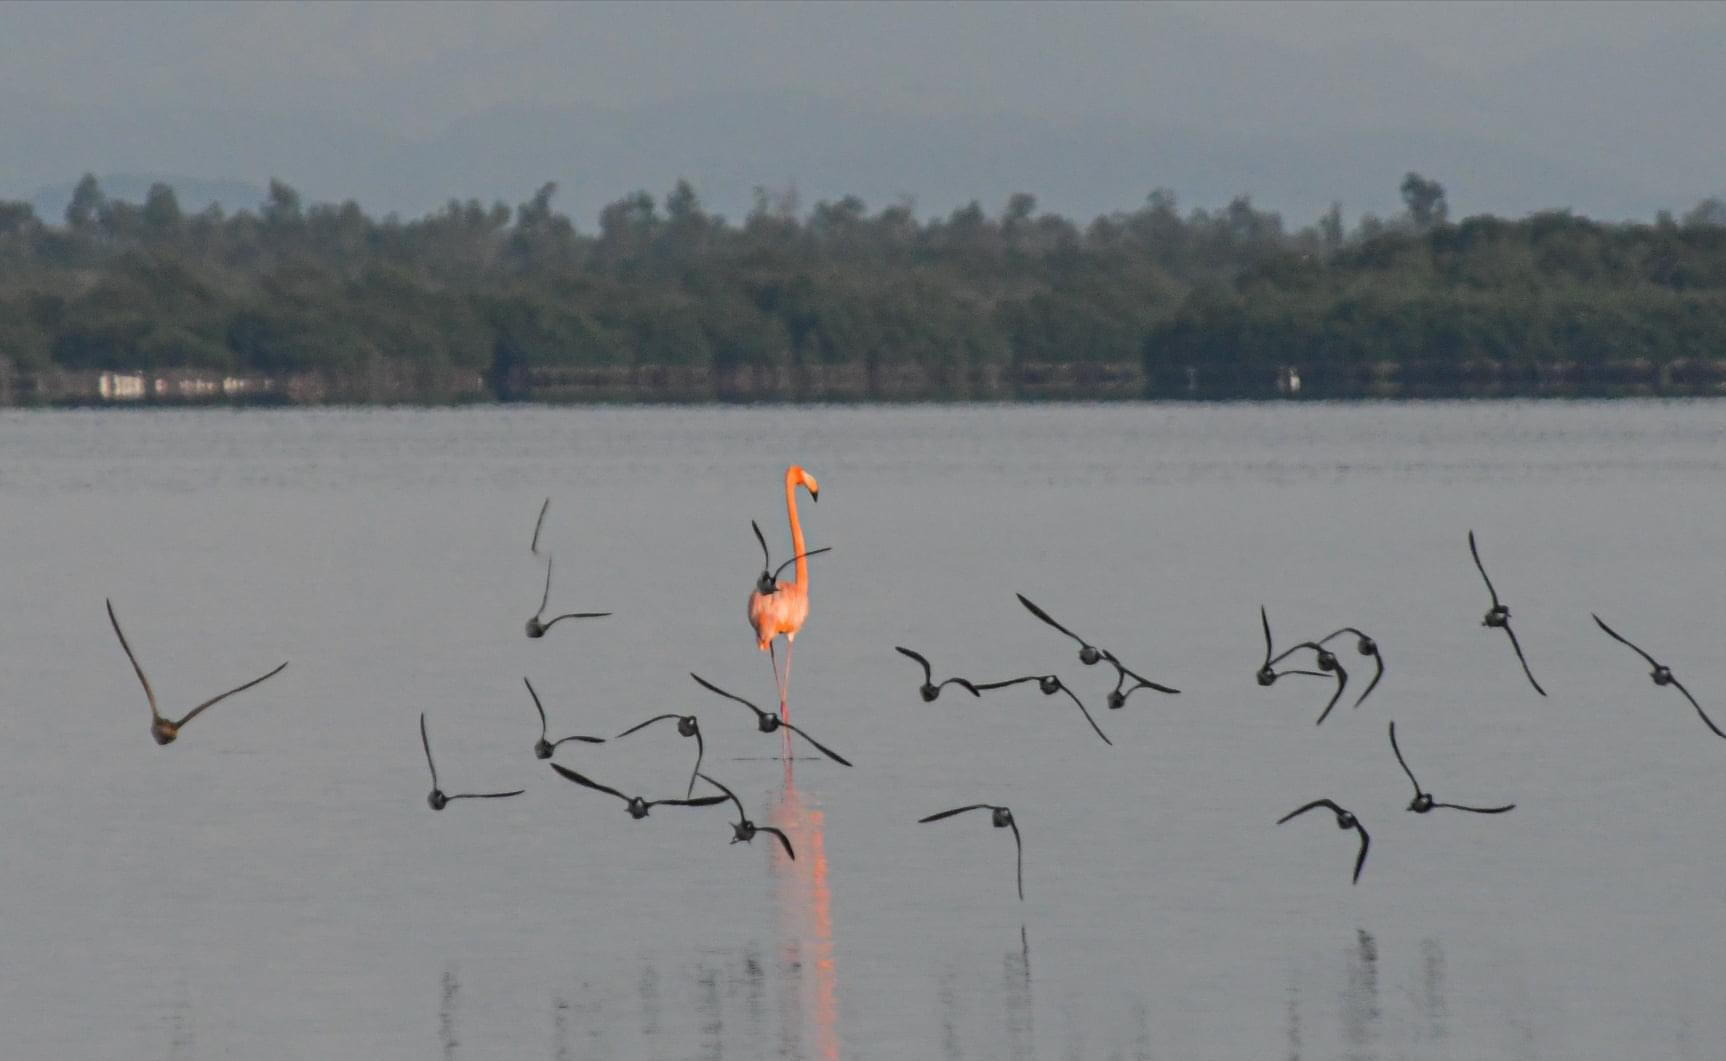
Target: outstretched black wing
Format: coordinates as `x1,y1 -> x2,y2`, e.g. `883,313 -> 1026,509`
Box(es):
919,804 -> 996,823
1670,677 -> 1726,739
549,762 -> 630,804
690,672 -> 770,719
1387,720 -> 1422,798
524,677 -> 550,737
973,676 -> 1045,691
772,547 -> 831,583
1276,798 -> 1345,825
419,712 -> 439,788
758,825 -> 797,861
174,661 -> 289,729
615,714 -> 681,739
1591,613 -> 1662,670
783,721 -> 853,766
1354,652 -> 1385,708
1054,681 -> 1112,746
1349,821 -> 1370,884
1313,655 -> 1349,726
696,772 -> 747,819
1016,593 -> 1088,647
1500,622 -> 1547,697
1468,530 -> 1500,608
1431,801 -> 1516,814
895,646 -> 934,683
1103,650 -> 1179,695
530,498 -> 550,555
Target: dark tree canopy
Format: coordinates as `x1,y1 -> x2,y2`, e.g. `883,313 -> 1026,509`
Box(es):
1,173 -> 1725,400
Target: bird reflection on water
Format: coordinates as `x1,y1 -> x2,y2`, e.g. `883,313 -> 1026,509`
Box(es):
773,767 -> 842,1061
1342,929 -> 1380,1061
1004,923 -> 1035,1061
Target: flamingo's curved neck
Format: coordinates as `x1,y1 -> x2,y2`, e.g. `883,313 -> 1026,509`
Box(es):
784,467 -> 809,590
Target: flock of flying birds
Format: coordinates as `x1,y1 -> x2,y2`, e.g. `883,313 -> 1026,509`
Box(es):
102,467 -> 1723,898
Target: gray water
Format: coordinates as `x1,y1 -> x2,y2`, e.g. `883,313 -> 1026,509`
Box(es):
3,401 -> 1724,1060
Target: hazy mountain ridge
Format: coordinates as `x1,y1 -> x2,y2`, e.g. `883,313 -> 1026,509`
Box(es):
2,8 -> 1720,226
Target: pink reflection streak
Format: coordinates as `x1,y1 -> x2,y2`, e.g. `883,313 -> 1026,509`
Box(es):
775,770 -> 841,1061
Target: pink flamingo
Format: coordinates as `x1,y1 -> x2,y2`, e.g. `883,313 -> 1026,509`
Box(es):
748,464 -> 820,725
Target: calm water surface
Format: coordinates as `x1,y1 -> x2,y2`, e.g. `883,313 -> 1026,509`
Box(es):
2,401 -> 1723,1060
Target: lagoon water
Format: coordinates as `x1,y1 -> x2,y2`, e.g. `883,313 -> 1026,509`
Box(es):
2,401 -> 1724,1060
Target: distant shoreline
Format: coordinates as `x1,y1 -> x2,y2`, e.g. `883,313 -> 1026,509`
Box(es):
9,358 -> 1725,407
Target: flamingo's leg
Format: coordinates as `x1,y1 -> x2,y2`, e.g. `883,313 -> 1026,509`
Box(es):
780,637 -> 796,758
769,639 -> 787,717
781,637 -> 795,723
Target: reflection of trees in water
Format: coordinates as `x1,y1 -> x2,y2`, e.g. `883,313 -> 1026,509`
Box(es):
743,946 -> 767,1032
1285,970 -> 1303,1061
1341,928 -> 1379,1061
165,977 -> 193,1061
696,962 -> 724,1061
440,968 -> 458,1061
637,964 -> 661,1039
1419,937 -> 1447,1044
938,967 -> 962,1061
551,997 -> 571,1061
1004,925 -> 1036,1061
1129,997 -> 1151,1061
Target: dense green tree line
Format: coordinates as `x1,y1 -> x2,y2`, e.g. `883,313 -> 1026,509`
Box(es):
1,172 -> 1724,395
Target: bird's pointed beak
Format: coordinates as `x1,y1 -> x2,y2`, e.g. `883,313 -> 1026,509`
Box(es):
810,488 -> 820,502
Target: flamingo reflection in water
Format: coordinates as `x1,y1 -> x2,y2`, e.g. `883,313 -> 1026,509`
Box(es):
771,769 -> 841,1061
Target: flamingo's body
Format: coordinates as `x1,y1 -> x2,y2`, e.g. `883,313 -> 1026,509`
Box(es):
748,465 -> 819,721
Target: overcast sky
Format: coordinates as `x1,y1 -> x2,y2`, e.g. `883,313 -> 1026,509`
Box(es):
4,1 -> 1722,226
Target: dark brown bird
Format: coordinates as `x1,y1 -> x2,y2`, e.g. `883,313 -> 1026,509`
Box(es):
697,772 -> 795,859
107,598 -> 288,746
1256,606 -> 1327,688
548,762 -> 728,820
1100,649 -> 1180,709
421,712 -> 525,811
688,673 -> 853,766
1268,640 -> 1350,725
1592,614 -> 1723,738
1016,593 -> 1105,666
615,712 -> 705,798
895,646 -> 981,702
750,519 -> 831,597
918,803 -> 1024,900
525,556 -> 612,639
1388,721 -> 1515,815
1469,531 -> 1546,696
973,674 -> 1111,746
1276,798 -> 1370,884
523,677 -> 606,760
1316,627 -> 1386,708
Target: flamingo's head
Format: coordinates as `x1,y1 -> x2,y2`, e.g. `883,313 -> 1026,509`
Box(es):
789,465 -> 820,502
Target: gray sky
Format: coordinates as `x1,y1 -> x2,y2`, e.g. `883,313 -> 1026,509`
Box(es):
3,0 -> 1722,226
